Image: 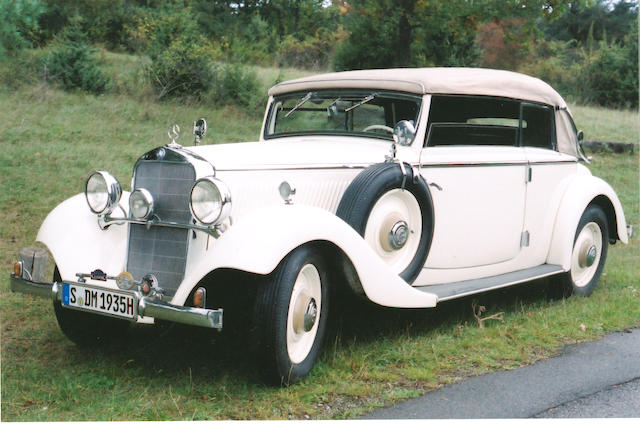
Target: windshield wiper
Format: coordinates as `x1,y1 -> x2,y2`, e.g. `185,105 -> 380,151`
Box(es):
285,92 -> 313,117
345,93 -> 377,112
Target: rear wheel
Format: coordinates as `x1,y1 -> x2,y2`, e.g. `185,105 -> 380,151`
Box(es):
52,267 -> 129,347
557,205 -> 609,296
253,246 -> 329,385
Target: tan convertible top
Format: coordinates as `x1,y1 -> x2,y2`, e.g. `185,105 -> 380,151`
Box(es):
269,67 -> 567,108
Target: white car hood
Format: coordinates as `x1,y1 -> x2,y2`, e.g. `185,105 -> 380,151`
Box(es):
184,136 -> 397,171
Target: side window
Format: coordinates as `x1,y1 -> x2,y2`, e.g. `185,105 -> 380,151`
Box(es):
520,103 -> 554,149
426,96 -> 520,147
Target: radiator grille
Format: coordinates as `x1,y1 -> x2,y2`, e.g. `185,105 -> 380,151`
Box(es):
126,161 -> 195,296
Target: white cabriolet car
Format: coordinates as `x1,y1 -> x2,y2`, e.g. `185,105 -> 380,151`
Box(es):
11,68 -> 630,385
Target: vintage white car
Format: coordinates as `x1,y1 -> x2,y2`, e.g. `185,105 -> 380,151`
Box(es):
11,68 -> 630,385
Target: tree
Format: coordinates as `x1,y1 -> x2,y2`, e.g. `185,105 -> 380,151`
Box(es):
333,0 -> 482,70
542,0 -> 638,45
0,0 -> 44,58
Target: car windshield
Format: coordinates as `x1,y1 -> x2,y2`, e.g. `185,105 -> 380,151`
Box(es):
265,90 -> 422,140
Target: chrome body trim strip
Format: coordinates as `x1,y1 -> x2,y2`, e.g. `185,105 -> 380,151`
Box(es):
215,159 -> 578,173
10,274 -> 223,329
215,163 -> 372,172
417,160 -> 577,168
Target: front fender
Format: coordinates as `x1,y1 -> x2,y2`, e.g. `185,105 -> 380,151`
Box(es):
174,204 -> 438,308
36,193 -> 130,287
547,169 -> 628,270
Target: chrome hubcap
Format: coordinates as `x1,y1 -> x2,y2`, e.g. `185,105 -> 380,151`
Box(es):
388,220 -> 409,250
579,244 -> 597,268
303,298 -> 317,332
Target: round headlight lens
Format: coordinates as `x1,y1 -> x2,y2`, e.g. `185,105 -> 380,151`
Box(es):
129,188 -> 154,220
85,171 -> 122,215
190,177 -> 231,225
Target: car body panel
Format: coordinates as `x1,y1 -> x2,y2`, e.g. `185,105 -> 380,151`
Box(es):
419,146 -> 527,269
546,166 -> 628,269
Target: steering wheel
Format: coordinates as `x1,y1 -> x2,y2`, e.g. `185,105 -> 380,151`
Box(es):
362,124 -> 394,134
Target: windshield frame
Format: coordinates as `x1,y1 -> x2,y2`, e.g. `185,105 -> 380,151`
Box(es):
263,89 -> 423,142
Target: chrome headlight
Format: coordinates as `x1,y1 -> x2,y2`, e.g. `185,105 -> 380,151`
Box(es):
129,188 -> 154,220
85,171 -> 122,215
190,177 -> 231,225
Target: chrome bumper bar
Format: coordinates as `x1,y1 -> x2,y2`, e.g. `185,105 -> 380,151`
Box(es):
10,274 -> 223,330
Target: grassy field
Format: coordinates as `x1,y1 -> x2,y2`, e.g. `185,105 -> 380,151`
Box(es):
571,104 -> 639,144
1,65 -> 638,420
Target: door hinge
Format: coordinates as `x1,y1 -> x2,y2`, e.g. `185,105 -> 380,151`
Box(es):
525,164 -> 532,183
521,230 -> 530,247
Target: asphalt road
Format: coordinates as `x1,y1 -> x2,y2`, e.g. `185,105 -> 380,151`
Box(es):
363,328 -> 640,419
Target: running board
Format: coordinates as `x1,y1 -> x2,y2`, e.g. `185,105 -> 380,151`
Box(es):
415,264 -> 565,302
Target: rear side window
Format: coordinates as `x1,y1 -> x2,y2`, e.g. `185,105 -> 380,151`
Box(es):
426,95 -> 554,149
520,103 -> 554,149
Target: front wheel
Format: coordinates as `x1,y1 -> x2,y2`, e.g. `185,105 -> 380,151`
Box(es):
253,246 -> 329,385
557,205 -> 609,296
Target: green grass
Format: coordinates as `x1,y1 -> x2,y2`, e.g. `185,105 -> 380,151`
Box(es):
570,103 -> 639,144
1,63 -> 639,420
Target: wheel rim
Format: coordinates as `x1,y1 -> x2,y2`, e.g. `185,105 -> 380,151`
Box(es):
286,263 -> 322,364
571,222 -> 603,287
364,189 -> 422,274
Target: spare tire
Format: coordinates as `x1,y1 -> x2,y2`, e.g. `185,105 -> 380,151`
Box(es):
336,162 -> 434,283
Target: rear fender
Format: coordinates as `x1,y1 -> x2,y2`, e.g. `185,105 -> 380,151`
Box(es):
547,171 -> 628,269
174,204 -> 438,308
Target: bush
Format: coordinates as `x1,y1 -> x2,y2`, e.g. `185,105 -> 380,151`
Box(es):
0,48 -> 44,89
278,28 -> 341,70
578,35 -> 638,108
227,13 -> 279,66
147,35 -> 216,100
210,63 -> 263,111
46,24 -> 109,94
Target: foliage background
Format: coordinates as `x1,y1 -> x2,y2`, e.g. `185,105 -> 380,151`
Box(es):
0,0 -> 637,108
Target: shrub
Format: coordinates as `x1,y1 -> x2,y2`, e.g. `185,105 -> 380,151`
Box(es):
210,63 -> 263,111
578,35 -> 638,108
147,35 -> 217,100
46,24 -> 109,94
278,28 -> 341,70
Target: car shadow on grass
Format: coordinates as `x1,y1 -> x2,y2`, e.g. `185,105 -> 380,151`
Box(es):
60,276 -> 567,387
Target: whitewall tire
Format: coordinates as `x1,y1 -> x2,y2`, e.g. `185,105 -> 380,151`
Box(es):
253,246 -> 329,385
558,205 -> 609,296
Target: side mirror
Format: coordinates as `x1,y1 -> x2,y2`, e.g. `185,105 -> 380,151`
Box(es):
393,120 -> 416,146
576,129 -> 591,163
193,118 -> 207,145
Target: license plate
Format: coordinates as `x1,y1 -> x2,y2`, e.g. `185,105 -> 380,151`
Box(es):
62,283 -> 137,320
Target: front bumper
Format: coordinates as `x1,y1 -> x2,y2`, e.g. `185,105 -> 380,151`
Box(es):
10,274 -> 223,330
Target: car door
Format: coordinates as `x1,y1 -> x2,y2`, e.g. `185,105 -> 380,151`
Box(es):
520,104 -> 579,266
419,95 -> 528,269
420,146 -> 527,269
